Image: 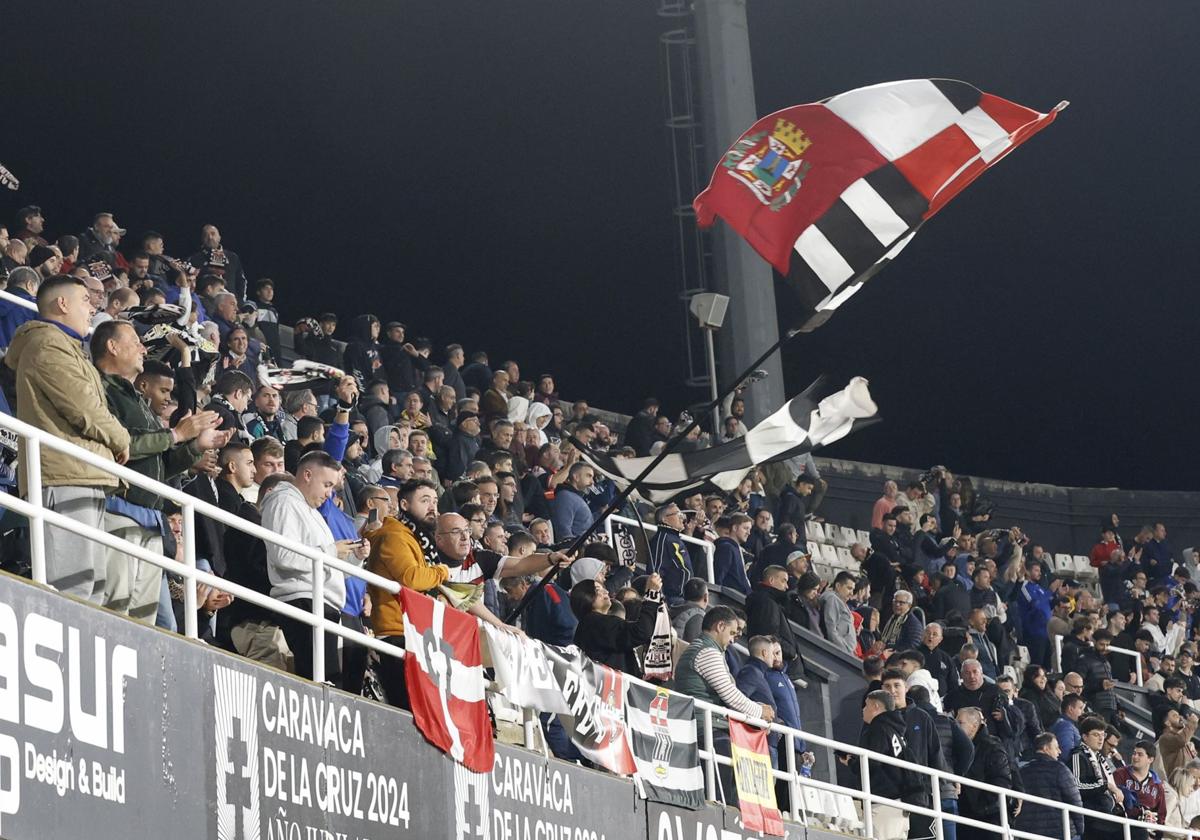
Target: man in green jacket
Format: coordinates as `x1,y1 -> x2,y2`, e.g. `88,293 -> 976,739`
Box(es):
5,275 -> 130,602
90,320 -> 227,622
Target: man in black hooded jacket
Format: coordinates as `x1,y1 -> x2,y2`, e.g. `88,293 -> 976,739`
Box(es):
343,314 -> 382,387
955,705 -> 1024,840
853,690 -> 926,840
745,566 -> 804,677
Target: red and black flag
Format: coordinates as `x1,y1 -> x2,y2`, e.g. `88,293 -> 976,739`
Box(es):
694,79 -> 1066,330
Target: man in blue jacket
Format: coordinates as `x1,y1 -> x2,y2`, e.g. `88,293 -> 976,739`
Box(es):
1018,561 -> 1054,667
549,462 -> 594,541
735,635 -> 781,767
766,638 -> 807,757
1014,733 -> 1083,840
713,513 -> 753,595
649,503 -> 694,604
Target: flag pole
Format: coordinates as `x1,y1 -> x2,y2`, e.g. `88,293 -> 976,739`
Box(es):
505,327 -> 803,622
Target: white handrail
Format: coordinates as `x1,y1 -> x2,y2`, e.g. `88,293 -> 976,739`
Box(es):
0,410 -> 398,593
1057,635 -> 1145,687
0,288 -> 37,313
2,412 -> 1196,838
605,512 -> 716,584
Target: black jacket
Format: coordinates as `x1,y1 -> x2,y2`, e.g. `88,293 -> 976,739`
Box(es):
900,703 -> 948,806
745,584 -> 802,667
752,538 -> 800,585
959,729 -> 1022,819
930,578 -> 972,623
573,591 -> 660,675
1076,647 -> 1117,714
917,643 -> 960,696
775,486 -> 808,532
1014,753 -> 1084,839
916,700 -> 974,801
297,332 -> 342,371
945,683 -> 1015,741
379,337 -> 429,395
858,709 -> 926,803
1020,685 -> 1063,731
342,315 -> 381,386
460,361 -> 492,395
623,410 -> 658,457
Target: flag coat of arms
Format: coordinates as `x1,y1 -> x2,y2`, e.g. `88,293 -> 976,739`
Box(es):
695,79 -> 1065,329
729,719 -> 785,837
544,646 -> 637,775
626,683 -> 704,809
400,587 -> 494,773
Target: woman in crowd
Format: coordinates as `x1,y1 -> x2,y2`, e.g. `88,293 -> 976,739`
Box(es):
1020,664 -> 1062,729
570,573 -> 663,676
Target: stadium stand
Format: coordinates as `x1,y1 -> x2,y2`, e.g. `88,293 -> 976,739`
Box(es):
0,213 -> 1197,840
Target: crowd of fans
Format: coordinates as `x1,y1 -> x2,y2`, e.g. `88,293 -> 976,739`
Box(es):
2,205 -> 1198,838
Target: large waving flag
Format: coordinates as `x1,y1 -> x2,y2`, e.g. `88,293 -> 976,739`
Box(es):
578,376 -> 877,502
694,79 -> 1066,330
400,588 -> 494,772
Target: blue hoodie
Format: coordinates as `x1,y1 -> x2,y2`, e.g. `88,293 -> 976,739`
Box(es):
525,582 -> 577,647
0,287 -> 36,348
713,536 -> 752,595
317,420 -> 365,617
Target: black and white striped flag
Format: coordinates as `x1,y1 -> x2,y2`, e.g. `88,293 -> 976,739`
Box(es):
579,376 -> 877,503
627,683 -> 704,809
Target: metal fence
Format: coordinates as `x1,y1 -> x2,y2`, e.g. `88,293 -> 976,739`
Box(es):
0,408 -> 1194,839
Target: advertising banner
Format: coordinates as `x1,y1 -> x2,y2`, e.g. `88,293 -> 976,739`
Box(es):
729,718 -> 785,836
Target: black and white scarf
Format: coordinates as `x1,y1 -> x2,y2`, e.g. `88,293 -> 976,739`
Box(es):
211,394 -> 253,444
397,510 -> 440,567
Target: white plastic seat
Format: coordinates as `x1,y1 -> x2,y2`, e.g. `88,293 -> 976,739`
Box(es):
835,546 -> 855,569
1054,553 -> 1074,575
819,543 -> 840,568
857,529 -> 871,545
805,520 -> 824,544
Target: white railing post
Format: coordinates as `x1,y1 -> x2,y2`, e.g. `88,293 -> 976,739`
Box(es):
704,542 -> 715,584
312,552 -> 325,684
1061,807 -> 1071,840
784,732 -> 799,822
931,776 -> 944,840
182,501 -> 198,639
999,792 -> 1010,838
703,708 -> 716,802
1055,634 -> 1062,673
1136,654 -> 1144,687
24,438 -> 46,584
859,753 -> 873,840
604,516 -> 614,548
1123,819 -> 1133,840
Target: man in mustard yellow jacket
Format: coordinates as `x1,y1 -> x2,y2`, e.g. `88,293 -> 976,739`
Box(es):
5,275 -> 131,602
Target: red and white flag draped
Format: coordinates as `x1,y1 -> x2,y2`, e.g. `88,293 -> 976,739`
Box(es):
400,587 -> 494,773
694,78 -> 1066,330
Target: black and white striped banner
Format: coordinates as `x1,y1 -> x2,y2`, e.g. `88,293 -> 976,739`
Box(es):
578,376 -> 877,503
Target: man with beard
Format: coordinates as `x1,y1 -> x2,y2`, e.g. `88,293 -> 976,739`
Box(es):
188,223 -> 247,300
367,478 -> 452,709
946,660 -> 1016,742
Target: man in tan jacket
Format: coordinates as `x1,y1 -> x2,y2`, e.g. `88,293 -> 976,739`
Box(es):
5,274 -> 130,602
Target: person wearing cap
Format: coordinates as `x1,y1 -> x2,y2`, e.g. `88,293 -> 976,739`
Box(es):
378,321 -> 429,394
0,266 -> 40,349
78,211 -> 124,266
444,409 -> 482,481
27,244 -> 62,279
13,205 -> 48,246
1090,522 -> 1122,568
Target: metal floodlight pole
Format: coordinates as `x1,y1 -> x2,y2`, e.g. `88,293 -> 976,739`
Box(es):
702,326 -> 720,434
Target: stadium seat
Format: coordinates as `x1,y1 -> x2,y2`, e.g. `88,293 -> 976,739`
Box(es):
835,546 -> 855,569
805,520 -> 825,544
857,529 -> 871,545
819,543 -> 840,568
829,525 -> 847,548
1053,554 -> 1075,576
1074,555 -> 1098,582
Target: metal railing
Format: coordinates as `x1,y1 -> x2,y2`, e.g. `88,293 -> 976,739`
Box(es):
603,512 -> 716,583
1,411 -> 1196,839
0,288 -> 37,313
0,409 -> 402,681
1056,634 -> 1145,686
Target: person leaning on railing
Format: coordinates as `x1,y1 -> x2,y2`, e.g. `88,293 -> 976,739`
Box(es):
5,274 -> 131,602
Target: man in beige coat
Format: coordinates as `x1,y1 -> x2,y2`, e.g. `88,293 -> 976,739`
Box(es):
5,274 -> 130,602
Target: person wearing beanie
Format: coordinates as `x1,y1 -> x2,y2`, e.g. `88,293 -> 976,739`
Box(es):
28,244 -> 63,278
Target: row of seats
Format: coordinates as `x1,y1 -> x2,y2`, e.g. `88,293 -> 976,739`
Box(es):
805,520 -> 869,550
1054,553 -> 1099,583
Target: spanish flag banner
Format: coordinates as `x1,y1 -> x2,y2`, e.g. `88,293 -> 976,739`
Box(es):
729,718 -> 784,836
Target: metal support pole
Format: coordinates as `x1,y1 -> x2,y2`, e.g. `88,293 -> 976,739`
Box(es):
1061,808 -> 1071,840
25,439 -> 45,585
703,326 -> 720,435
312,552 -> 325,684
999,793 -> 1010,838
859,754 -> 873,839
785,732 -> 799,822
932,776 -> 944,840
182,502 -> 198,639
703,708 -> 716,802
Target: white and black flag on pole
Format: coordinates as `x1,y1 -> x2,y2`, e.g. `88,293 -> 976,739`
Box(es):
626,682 -> 704,809
577,376 -> 878,502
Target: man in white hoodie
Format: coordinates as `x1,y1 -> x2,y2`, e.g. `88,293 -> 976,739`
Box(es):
893,649 -> 945,714
262,450 -> 350,683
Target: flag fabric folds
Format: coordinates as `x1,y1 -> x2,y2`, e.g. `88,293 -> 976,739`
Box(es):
729,719 -> 785,836
0,163 -> 20,191
626,683 -> 704,809
400,588 -> 494,772
576,376 -> 877,502
694,79 -> 1066,330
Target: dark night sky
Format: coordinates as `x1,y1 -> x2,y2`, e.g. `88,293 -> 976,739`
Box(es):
4,2 -> 1198,490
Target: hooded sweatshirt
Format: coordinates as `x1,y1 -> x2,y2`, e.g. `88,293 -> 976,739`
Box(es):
525,402 -> 552,446
342,315 -> 381,387
260,481 -> 345,610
